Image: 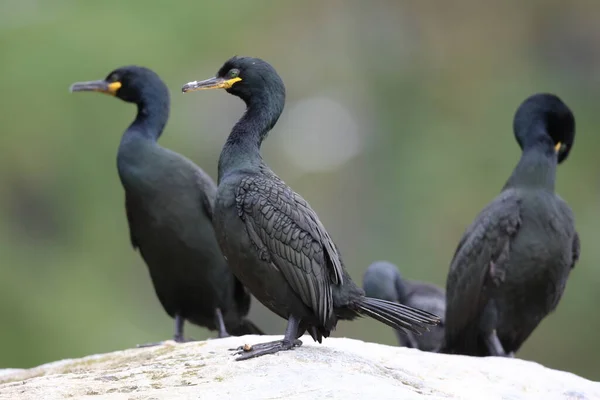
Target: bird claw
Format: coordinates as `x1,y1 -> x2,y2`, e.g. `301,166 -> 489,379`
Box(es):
231,339 -> 302,361
232,349 -> 247,356
228,343 -> 253,353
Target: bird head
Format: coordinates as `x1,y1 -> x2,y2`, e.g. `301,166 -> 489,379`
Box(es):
513,93 -> 575,164
70,66 -> 168,105
182,56 -> 285,106
362,261 -> 407,303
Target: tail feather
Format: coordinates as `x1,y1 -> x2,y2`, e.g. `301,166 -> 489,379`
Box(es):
358,297 -> 441,335
229,319 -> 265,336
366,298 -> 440,323
359,305 -> 423,334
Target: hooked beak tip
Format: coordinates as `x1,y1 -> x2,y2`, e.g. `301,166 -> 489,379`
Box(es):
181,82 -> 197,93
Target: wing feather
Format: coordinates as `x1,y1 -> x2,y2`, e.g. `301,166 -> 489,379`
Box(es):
236,174 -> 343,326
444,189 -> 522,349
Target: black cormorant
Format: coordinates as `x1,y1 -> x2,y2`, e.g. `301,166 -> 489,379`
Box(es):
441,93 -> 579,357
182,56 -> 440,360
70,66 -> 263,344
363,261 -> 445,352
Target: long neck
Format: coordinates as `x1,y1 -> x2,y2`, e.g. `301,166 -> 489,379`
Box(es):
217,94 -> 283,181
504,137 -> 557,191
121,96 -> 169,146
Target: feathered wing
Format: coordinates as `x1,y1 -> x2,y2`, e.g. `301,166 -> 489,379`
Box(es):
555,194 -> 579,270
235,174 -> 343,327
571,232 -> 580,269
443,189 -> 522,352
193,168 -> 217,223
125,194 -> 140,249
193,168 -> 257,320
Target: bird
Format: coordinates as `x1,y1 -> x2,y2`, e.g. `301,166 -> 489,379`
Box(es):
69,66 -> 263,345
441,93 -> 579,357
363,261 -> 446,352
181,56 -> 440,361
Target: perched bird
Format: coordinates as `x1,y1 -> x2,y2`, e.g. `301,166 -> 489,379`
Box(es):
363,261 -> 445,352
70,66 -> 263,344
182,56 -> 440,360
441,93 -> 579,357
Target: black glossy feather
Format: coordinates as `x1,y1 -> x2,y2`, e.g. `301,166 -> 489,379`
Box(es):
236,173 -> 342,327
192,57 -> 439,360
73,66 -> 262,341
442,94 -> 579,357
363,261 -> 446,352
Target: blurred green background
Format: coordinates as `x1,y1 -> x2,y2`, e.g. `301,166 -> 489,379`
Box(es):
1,0 -> 599,380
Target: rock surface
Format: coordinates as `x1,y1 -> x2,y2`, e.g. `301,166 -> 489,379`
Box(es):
0,335 -> 598,400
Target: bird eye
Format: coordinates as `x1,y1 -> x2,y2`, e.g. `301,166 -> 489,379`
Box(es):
228,69 -> 240,78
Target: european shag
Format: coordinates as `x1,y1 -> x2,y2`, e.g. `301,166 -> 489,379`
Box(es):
70,66 -> 263,344
441,93 -> 579,357
182,56 -> 440,360
363,261 -> 446,352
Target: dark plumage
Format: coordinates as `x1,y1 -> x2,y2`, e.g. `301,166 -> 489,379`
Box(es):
182,56 -> 440,360
70,66 -> 263,343
363,261 -> 446,352
441,93 -> 579,357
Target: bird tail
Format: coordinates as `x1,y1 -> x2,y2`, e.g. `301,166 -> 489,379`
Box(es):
357,297 -> 441,335
229,319 -> 265,336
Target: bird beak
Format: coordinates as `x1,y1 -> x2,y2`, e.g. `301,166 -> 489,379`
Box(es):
70,80 -> 122,96
182,76 -> 242,93
554,142 -> 562,153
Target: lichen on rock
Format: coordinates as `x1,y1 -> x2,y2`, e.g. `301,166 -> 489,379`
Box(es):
1,336 -> 598,400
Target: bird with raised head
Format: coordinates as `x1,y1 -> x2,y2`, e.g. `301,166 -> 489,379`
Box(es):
70,66 -> 263,345
182,56 -> 440,360
363,261 -> 446,352
441,93 -> 579,357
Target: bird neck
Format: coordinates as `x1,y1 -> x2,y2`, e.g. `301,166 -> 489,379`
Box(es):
395,279 -> 408,303
217,95 -> 283,181
504,139 -> 557,191
121,99 -> 169,145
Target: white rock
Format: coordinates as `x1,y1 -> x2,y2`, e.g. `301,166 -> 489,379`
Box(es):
0,369 -> 23,378
0,335 -> 597,400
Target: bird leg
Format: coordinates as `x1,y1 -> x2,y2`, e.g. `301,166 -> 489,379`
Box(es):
231,315 -> 303,361
173,314 -> 190,343
396,330 -> 419,349
135,315 -> 193,348
484,329 -> 508,357
215,308 -> 230,338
